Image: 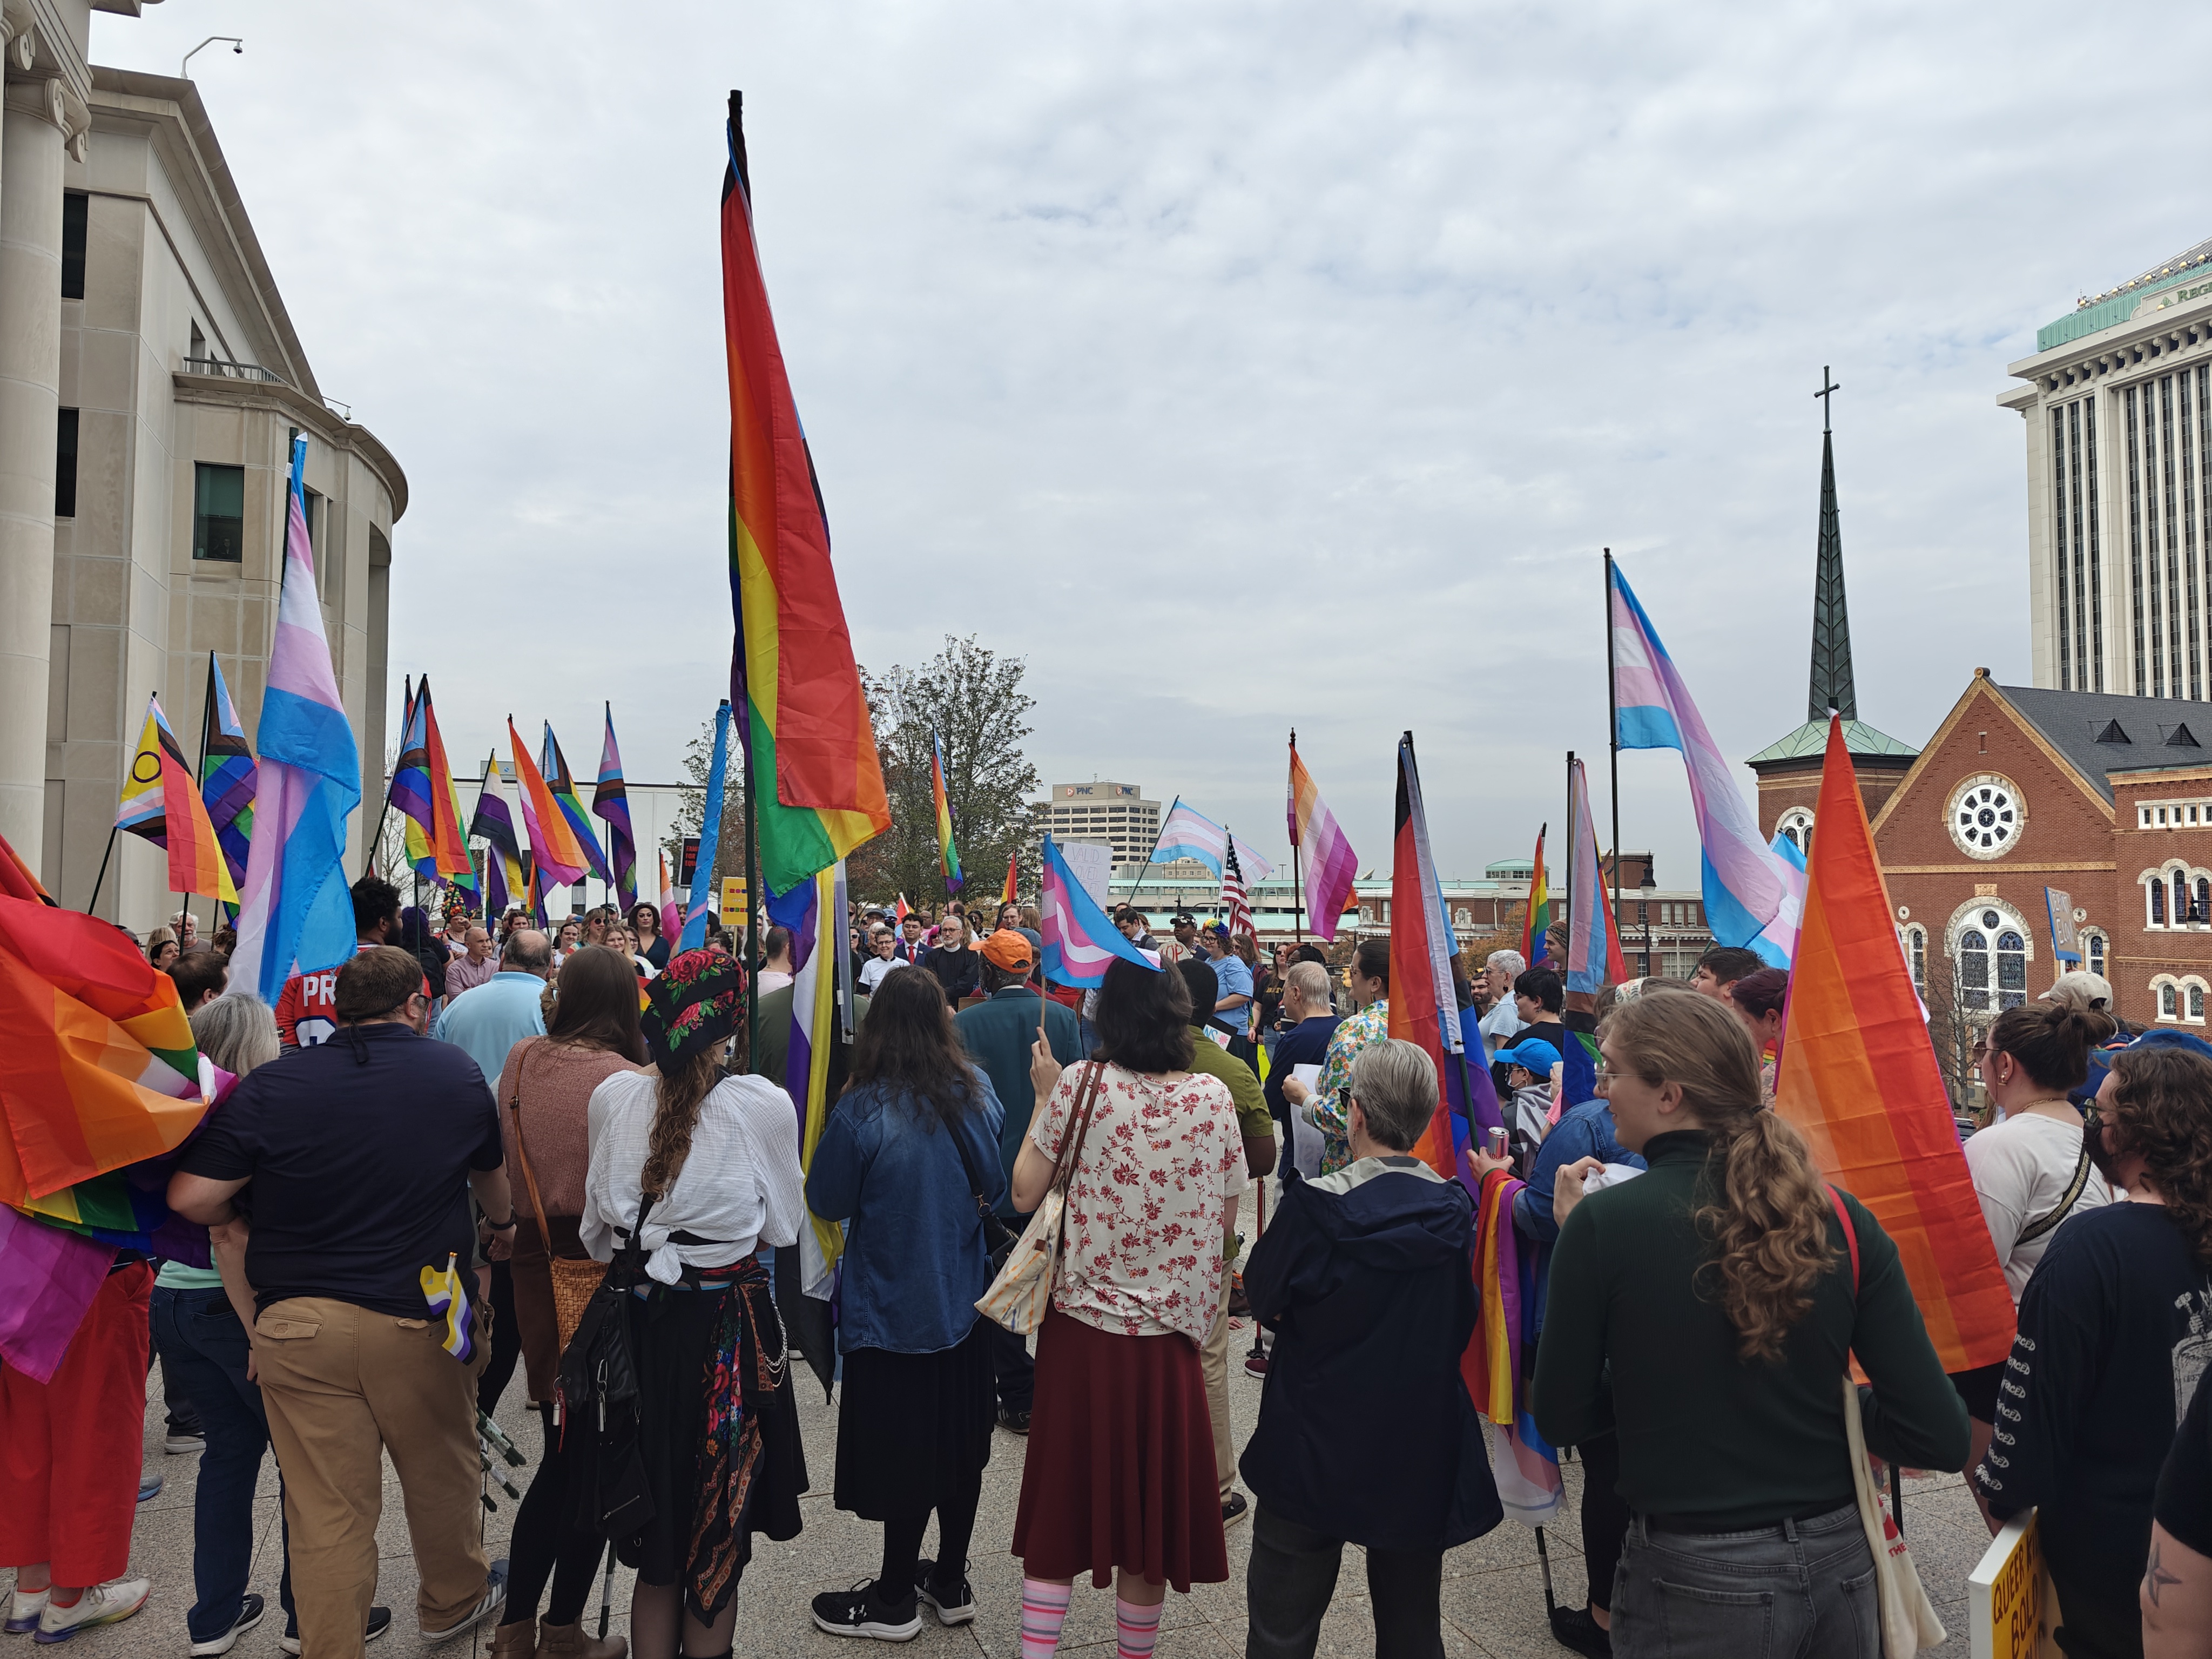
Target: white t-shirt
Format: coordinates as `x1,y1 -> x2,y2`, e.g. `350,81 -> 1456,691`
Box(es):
1963,1109 -> 2115,1304
859,955 -> 906,992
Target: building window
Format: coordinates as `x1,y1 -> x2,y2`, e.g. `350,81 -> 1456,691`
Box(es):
1907,926 -> 1926,990
2194,986 -> 2207,1023
2152,877 -> 2168,926
2086,931 -> 2107,978
54,409 -> 77,519
193,463 -> 245,562
2162,983 -> 2180,1020
1960,930 -> 1990,1009
60,192 -> 86,300
1637,953 -> 1651,976
1997,932 -> 2027,1009
1777,807 -> 1815,857
2200,878 -> 2211,924
2177,871 -> 2193,923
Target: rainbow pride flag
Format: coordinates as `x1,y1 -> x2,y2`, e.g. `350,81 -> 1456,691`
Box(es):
542,723 -> 610,886
1773,716 -> 2014,1373
932,730 -> 962,893
1519,824 -> 1549,968
594,703 -> 638,910
392,675 -> 474,894
1464,1169 -> 1564,1525
116,694 -> 234,906
721,93 -> 889,893
199,653 -> 255,919
1286,737 -> 1358,941
510,719 -> 589,889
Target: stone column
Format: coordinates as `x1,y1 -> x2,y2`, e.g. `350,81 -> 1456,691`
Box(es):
0,77 -> 64,869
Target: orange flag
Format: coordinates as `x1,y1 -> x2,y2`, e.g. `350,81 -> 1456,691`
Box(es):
1774,716 -> 2014,1373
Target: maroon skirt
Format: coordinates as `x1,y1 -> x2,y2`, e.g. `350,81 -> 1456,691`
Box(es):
1010,1307 -> 1227,1591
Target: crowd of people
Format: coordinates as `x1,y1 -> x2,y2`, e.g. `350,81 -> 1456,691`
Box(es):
5,883 -> 2210,1659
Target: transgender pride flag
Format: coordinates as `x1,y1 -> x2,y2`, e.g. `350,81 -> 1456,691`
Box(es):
1041,837 -> 1159,986
1609,559 -> 1789,964
231,437 -> 362,1002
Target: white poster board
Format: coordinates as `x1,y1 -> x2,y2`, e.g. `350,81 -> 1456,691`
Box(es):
1060,841 -> 1112,911
1970,1510 -> 2061,1659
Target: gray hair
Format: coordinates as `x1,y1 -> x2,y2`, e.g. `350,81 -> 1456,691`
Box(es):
190,994 -> 280,1077
1487,949 -> 1526,978
503,929 -> 554,973
1285,960 -> 1331,1004
1350,1038 -> 1440,1152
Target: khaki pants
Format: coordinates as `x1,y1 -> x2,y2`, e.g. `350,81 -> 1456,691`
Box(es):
1199,1267 -> 1238,1502
253,1297 -> 491,1659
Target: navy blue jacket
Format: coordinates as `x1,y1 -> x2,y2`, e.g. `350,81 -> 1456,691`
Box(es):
1240,1158 -> 1502,1553
1263,1014 -> 1340,1126
1512,1095 -> 1643,1332
804,1071 -> 1005,1354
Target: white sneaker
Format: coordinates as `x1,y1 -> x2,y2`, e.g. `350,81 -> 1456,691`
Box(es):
32,1579 -> 150,1643
5,1589 -> 48,1635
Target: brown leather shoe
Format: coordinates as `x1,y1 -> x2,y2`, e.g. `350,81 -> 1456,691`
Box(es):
487,1621 -> 538,1659
536,1619 -> 628,1659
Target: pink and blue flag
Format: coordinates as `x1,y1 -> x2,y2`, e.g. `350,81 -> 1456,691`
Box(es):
230,436 -> 361,1002
1609,559 -> 1789,965
1041,837 -> 1160,986
1563,757 -> 1628,996
1147,798 -> 1274,881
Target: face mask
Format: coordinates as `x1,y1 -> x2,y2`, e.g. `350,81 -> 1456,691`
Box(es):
2083,1106 -> 2128,1188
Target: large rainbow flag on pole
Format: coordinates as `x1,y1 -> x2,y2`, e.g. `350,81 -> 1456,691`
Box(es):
594,703 -> 638,911
932,730 -> 962,894
542,724 -> 611,887
116,694 -> 235,907
1518,824 -> 1549,967
1286,735 -> 1358,941
1773,717 -> 2014,1373
198,655 -> 255,919
1610,557 -> 1789,962
721,93 -> 890,895
390,675 -> 474,896
469,753 -> 525,921
509,719 -> 589,892
231,437 -> 361,1002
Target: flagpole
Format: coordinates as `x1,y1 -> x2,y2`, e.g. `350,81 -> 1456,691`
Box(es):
195,650 -> 218,936
1604,548 -> 1622,972
370,674 -> 406,882
1127,794 -> 1178,914
84,825 -> 118,915
1563,751 -> 1575,979
1289,732 -> 1305,946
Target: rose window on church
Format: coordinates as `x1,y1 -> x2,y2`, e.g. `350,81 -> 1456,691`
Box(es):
1946,773 -> 2026,860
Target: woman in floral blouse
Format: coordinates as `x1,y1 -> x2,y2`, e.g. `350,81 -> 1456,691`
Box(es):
1011,958 -> 1249,1656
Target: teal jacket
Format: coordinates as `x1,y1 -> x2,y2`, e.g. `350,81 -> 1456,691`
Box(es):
954,987 -> 1082,1218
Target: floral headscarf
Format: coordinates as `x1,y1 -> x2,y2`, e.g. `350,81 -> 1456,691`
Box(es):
642,947 -> 747,1070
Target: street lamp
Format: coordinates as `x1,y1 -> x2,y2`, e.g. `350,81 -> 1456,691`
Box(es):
181,37 -> 243,78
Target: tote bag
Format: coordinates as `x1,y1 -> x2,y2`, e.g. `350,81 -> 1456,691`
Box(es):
975,1061 -> 1104,1336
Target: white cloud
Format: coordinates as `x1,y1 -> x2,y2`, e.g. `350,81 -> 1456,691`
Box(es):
97,0 -> 2212,894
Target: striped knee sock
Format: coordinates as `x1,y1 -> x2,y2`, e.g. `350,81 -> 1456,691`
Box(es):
1115,1595 -> 1163,1659
1020,1579 -> 1073,1659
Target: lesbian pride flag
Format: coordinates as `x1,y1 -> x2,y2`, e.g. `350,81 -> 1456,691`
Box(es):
1610,558 -> 1789,962
1041,837 -> 1158,987
232,437 -> 361,1001
1773,717 -> 2013,1373
1286,738 -> 1357,941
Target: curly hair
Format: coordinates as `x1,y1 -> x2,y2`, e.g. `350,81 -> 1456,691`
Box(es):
640,1047 -> 725,1200
2105,1045 -> 2212,1268
1608,993 -> 1837,1362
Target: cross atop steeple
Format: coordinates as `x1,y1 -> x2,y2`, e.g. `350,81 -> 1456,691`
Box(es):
1807,378 -> 1856,724
1813,365 -> 1841,435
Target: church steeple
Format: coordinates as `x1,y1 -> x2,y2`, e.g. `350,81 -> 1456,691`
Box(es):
1807,412 -> 1857,724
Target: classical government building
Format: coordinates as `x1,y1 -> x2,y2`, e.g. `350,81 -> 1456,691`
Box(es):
1,9 -> 403,925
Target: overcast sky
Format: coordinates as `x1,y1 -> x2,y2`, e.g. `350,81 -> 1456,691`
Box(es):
97,2 -> 2212,892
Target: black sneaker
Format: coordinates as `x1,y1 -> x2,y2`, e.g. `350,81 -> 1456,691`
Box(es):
811,1580 -> 922,1642
1548,1605 -> 1613,1658
996,1407 -> 1032,1434
188,1593 -> 265,1657
282,1604 -> 394,1654
1222,1491 -> 1250,1526
914,1558 -> 975,1627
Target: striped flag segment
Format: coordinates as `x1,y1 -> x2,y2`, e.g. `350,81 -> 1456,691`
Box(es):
390,676 -> 474,893
1000,849 -> 1017,910
1610,559 -> 1789,961
932,730 -> 961,894
1564,760 -> 1627,995
509,719 -> 589,891
594,704 -> 638,911
1147,800 -> 1276,883
1219,837 -> 1256,943
1519,825 -> 1549,968
1041,838 -> 1159,987
658,850 -> 681,946
1773,716 -> 2015,1374
230,436 -> 361,1001
1285,742 -> 1358,940
679,703 -> 733,953
198,655 -> 255,917
469,754 -> 525,922
541,724 -> 610,885
721,93 -> 889,893
116,694 -> 234,906
784,860 -> 849,1300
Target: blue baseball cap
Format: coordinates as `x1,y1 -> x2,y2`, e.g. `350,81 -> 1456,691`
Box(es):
1499,1038 -> 1562,1076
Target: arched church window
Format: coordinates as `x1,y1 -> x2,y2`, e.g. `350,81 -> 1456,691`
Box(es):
2179,872 -> 2193,923
2162,983 -> 2180,1019
2194,986 -> 2207,1022
1997,933 -> 2027,1008
2087,932 -> 2107,977
1960,930 -> 1990,1010
2152,879 -> 2168,926
1908,927 -> 1926,989
2198,879 -> 2209,923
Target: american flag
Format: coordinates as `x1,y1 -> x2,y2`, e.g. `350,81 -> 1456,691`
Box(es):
1220,835 -> 1257,942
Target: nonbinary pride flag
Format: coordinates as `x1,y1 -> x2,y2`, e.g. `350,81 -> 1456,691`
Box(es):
1609,559 -> 1789,960
722,93 -> 890,893
1773,716 -> 2014,1374
1286,740 -> 1358,941
116,694 -> 234,905
231,436 -> 361,1001
1041,837 -> 1159,987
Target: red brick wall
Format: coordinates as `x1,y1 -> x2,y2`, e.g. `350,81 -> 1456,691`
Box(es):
2106,774 -> 2212,1027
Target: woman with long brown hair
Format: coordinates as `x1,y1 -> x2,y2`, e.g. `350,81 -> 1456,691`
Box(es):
802,967 -> 1006,1640
1534,992 -> 1967,1659
488,947 -> 647,1659
1978,1033 -> 2212,1658
580,949 -> 807,1659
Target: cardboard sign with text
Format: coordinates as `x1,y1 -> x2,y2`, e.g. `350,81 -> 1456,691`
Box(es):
1970,1509 -> 2060,1659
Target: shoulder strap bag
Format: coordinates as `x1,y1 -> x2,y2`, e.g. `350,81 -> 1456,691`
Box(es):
508,1040 -> 610,1353
2014,1142 -> 2093,1249
1827,1188 -> 1947,1658
947,1100 -> 1020,1272
974,1060 -> 1105,1336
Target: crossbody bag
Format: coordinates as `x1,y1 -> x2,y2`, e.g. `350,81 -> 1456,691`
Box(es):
2014,1143 -> 2094,1249
507,1040 -> 609,1352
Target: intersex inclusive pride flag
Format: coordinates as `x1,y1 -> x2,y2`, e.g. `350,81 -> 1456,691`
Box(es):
116,694 -> 234,906
390,675 -> 474,894
1610,558 -> 1790,963
510,719 -> 589,891
232,437 -> 361,1001
199,654 -> 256,915
470,754 -> 526,920
1286,736 -> 1358,941
722,93 -> 889,893
594,703 -> 638,910
543,724 -> 611,886
1041,837 -> 1159,987
932,730 -> 962,894
1773,717 -> 2014,1373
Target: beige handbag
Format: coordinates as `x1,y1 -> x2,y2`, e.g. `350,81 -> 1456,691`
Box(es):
1829,1189 -> 1946,1658
508,1042 -> 608,1354
974,1061 -> 1105,1336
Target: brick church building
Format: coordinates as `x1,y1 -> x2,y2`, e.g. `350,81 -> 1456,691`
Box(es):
1748,417 -> 2212,1032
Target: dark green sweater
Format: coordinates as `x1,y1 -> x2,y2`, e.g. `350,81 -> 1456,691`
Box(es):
1532,1131 -> 1970,1528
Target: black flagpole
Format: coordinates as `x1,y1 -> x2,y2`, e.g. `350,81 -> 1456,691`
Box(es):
1604,550 -> 1623,969
1289,732 -> 1305,946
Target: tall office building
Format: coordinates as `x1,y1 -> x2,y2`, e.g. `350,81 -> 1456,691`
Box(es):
1042,780 -> 1161,869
